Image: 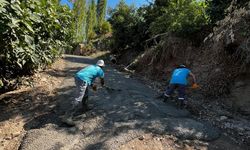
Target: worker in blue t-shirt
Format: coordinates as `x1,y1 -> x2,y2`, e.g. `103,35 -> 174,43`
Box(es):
163,64 -> 196,107
73,60 -> 105,111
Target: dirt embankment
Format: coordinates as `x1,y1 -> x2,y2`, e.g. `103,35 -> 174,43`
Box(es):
198,2 -> 250,112
115,1 -> 250,146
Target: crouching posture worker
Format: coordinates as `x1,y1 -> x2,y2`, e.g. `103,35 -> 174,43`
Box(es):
73,59 -> 105,112
164,64 -> 197,108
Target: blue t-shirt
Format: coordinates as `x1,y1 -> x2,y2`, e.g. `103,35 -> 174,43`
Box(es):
170,68 -> 191,85
76,65 -> 104,85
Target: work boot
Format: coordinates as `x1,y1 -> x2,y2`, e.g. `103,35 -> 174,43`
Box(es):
179,100 -> 188,109
82,104 -> 91,112
183,100 -> 188,108
61,116 -> 75,126
156,94 -> 164,99
163,96 -> 169,103
61,110 -> 76,126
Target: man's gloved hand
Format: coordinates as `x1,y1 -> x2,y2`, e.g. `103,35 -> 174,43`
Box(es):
191,83 -> 199,89
92,84 -> 97,91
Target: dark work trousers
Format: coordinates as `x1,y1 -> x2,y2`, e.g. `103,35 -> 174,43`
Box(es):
164,84 -> 187,101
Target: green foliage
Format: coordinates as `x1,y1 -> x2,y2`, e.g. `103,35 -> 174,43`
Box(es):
99,21 -> 112,35
149,0 -> 209,36
72,0 -> 110,48
205,0 -> 231,24
108,0 -> 210,52
97,0 -> 107,27
108,1 -> 146,52
0,0 -> 73,80
206,0 -> 249,24
72,0 -> 87,43
0,79 -> 3,88
86,0 -> 97,42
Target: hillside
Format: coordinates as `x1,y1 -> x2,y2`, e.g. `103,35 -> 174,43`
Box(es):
112,1 -> 250,146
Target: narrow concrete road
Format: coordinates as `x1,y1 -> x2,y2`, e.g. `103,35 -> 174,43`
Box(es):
19,55 -> 244,150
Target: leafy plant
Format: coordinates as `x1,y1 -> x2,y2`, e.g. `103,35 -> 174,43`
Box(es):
99,21 -> 112,35
0,0 -> 73,90
108,1 -> 144,52
149,0 -> 210,36
86,0 -> 97,42
72,0 -> 87,43
97,0 -> 107,27
108,0 -> 209,53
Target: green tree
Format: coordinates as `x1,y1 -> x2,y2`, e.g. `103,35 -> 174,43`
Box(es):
205,0 -> 231,24
0,0 -> 73,90
96,0 -> 107,27
72,0 -> 87,42
99,21 -> 112,35
155,0 -> 171,7
149,0 -> 209,36
86,0 -> 97,42
108,0 -> 210,53
108,1 -> 143,52
205,0 -> 249,24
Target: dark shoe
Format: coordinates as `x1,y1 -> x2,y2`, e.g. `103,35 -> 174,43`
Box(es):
74,108 -> 84,116
179,100 -> 188,109
163,96 -> 169,103
155,93 -> 164,99
183,100 -> 188,108
61,116 -> 75,126
82,104 -> 92,112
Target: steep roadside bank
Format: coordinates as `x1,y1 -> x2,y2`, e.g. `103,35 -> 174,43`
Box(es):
112,2 -> 250,147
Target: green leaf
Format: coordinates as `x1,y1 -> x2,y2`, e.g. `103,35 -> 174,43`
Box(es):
0,0 -> 9,7
16,61 -> 23,68
30,13 -> 42,23
0,7 -> 7,13
0,79 -> 3,88
1,0 -> 73,79
8,18 -> 20,28
24,35 -> 34,45
23,22 -> 34,33
22,59 -> 26,65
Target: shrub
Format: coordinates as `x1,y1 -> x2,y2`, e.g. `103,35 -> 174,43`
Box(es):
149,0 -> 210,36
0,0 -> 73,89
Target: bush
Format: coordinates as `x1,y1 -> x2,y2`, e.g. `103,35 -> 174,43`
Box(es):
108,0 -> 209,53
0,0 -> 73,89
99,21 -> 112,35
108,1 -> 146,52
149,0 -> 210,36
